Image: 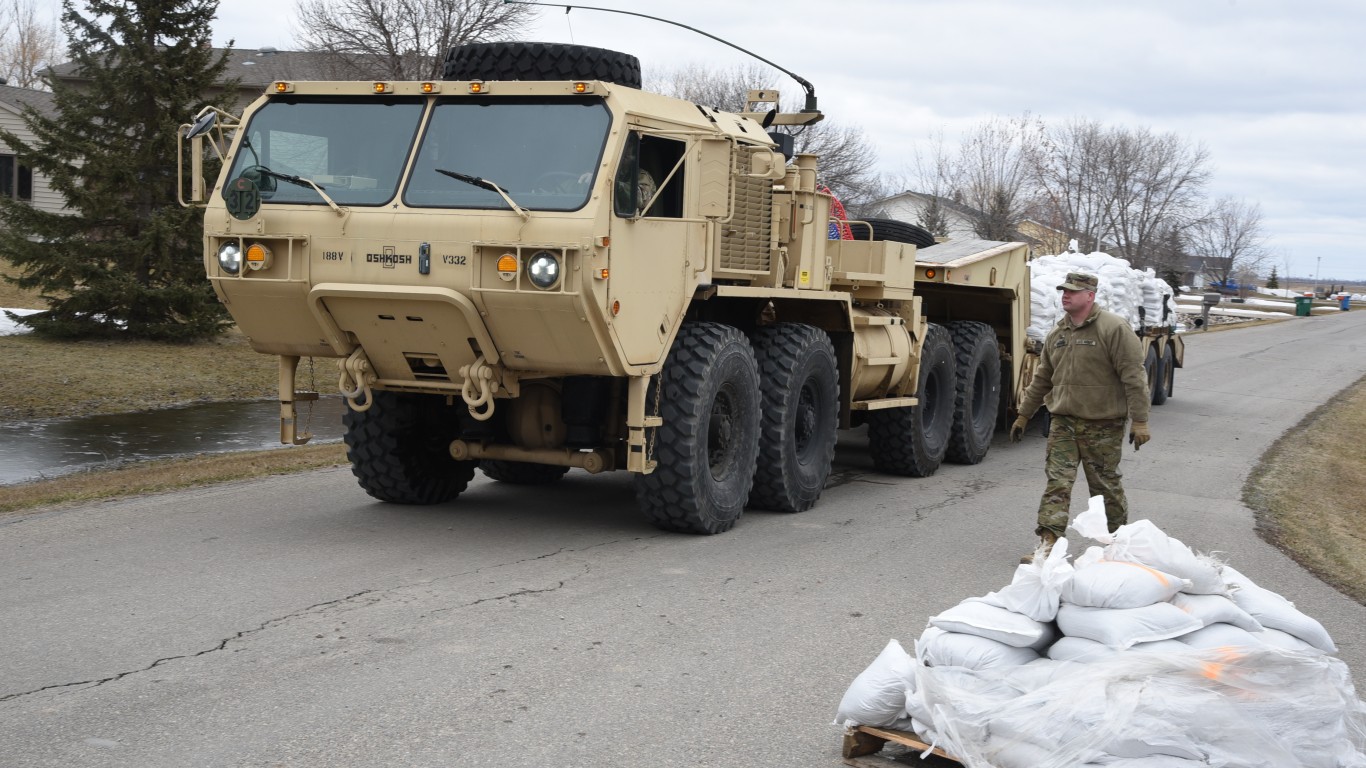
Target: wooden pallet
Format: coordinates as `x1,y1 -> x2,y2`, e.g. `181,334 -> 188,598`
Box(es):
841,725 -> 963,766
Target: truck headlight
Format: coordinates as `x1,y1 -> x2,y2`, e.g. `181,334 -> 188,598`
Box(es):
527,250 -> 560,289
218,242 -> 243,275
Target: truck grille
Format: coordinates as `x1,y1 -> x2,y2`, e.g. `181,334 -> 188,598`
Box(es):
718,173 -> 772,273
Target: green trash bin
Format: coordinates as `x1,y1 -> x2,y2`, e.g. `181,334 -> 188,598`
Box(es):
1294,296 -> 1313,316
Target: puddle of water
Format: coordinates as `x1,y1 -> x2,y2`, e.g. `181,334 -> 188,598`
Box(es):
0,397 -> 349,486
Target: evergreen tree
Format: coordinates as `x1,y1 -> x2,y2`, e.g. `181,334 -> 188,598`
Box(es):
1266,266 -> 1280,289
0,0 -> 234,340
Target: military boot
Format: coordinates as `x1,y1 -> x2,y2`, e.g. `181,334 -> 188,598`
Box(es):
1019,530 -> 1059,564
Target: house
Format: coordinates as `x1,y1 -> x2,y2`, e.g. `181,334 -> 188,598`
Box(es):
0,48 -> 353,221
868,190 -> 1071,256
0,83 -> 63,215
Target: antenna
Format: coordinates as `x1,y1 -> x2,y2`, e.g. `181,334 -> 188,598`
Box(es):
503,0 -> 819,114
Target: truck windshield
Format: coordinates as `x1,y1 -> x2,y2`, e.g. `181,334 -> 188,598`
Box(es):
405,97 -> 611,212
224,96 -> 425,207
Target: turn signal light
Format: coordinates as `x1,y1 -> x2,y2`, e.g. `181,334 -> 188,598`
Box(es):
924,268 -> 937,279
245,242 -> 272,270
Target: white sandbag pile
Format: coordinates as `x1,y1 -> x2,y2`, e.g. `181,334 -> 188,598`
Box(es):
1029,250 -> 1176,342
835,497 -> 1366,767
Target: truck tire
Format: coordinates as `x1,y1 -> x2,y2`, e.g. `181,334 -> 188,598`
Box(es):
945,321 -> 1001,465
867,323 -> 955,477
479,460 -> 570,485
343,391 -> 477,504
1154,343 -> 1174,405
1143,345 -> 1160,405
748,323 -> 839,513
847,217 -> 937,249
634,323 -> 761,534
442,42 -> 642,89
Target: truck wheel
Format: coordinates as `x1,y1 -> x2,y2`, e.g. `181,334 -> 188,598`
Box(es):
343,391 -> 477,504
867,323 -> 955,477
1154,344 -> 1174,405
442,42 -> 642,88
1144,345 -> 1161,404
945,321 -> 1001,465
634,323 -> 761,534
847,217 -> 937,249
479,460 -> 570,485
748,324 -> 839,513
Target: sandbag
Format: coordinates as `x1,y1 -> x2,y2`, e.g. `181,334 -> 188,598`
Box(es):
1221,566 -> 1338,653
1062,560 -> 1188,609
995,536 -> 1075,621
1070,497 -> 1225,594
834,639 -> 915,727
917,626 -> 1041,671
1171,592 -> 1263,632
1177,622 -> 1264,650
929,598 -> 1058,650
1056,602 -> 1202,650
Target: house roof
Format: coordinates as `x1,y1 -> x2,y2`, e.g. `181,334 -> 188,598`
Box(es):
0,84 -> 56,118
47,47 -> 350,88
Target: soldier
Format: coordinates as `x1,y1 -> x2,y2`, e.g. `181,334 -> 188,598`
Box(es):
1010,271 -> 1151,562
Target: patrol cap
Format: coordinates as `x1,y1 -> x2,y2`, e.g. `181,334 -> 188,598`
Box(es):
1057,272 -> 1099,292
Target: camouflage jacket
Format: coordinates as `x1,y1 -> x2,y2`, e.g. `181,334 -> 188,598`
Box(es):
1019,307 -> 1150,423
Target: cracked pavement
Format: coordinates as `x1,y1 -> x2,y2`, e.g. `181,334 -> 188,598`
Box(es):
3,313 -> 1366,766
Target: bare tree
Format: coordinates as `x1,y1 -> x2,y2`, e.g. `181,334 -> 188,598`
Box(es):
0,0 -> 62,89
292,0 -> 534,80
954,115 -> 1044,240
649,62 -> 885,208
1186,196 -> 1268,287
1102,127 -> 1211,269
1031,118 -> 1114,252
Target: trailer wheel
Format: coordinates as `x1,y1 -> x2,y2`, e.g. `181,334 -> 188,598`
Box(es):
634,323 -> 761,534
847,217 -> 937,249
1144,345 -> 1160,404
945,321 -> 1001,465
748,324 -> 839,513
479,460 -> 570,485
344,391 -> 477,505
441,42 -> 642,88
1154,344 -> 1175,405
867,323 -> 955,477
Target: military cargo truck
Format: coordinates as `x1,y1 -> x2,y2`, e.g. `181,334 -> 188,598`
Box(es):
179,42 -> 1033,534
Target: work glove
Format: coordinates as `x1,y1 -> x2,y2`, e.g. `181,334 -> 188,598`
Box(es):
1129,421 -> 1150,451
1009,415 -> 1029,443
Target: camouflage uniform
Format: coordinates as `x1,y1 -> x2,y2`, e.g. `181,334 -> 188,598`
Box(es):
1017,272 -> 1150,538
1037,415 -> 1128,537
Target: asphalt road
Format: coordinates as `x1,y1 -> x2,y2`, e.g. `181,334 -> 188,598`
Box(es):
3,311 -> 1365,767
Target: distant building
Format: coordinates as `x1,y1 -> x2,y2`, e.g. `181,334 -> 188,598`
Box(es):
0,84 -> 63,215
0,48 -> 348,221
868,190 -> 1070,256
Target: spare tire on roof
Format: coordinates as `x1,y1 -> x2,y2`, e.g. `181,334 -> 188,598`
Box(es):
442,41 -> 642,89
848,217 -> 938,249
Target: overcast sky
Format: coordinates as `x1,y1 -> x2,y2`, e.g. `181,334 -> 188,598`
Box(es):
189,1 -> 1365,281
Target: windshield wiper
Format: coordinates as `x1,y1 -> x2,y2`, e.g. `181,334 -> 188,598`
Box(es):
245,166 -> 346,217
435,168 -> 529,220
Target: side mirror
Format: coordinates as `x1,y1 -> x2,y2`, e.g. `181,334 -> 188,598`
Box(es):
184,110 -> 217,140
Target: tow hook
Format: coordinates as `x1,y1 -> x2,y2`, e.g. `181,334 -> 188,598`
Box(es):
459,356 -> 498,421
338,348 -> 376,412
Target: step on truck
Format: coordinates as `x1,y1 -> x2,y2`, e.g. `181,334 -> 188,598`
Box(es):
179,41 -> 1033,534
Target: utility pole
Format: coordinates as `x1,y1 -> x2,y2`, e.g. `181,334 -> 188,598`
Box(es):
1316,256 -> 1322,297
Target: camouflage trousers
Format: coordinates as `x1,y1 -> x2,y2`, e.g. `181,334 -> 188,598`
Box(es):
1036,415 -> 1129,538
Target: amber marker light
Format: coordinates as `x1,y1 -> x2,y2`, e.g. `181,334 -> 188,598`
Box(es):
612,300 -> 621,316
468,81 -> 485,94
245,242 -> 272,270
923,268 -> 937,279
597,268 -> 610,280
273,81 -> 292,93
573,82 -> 590,93
420,82 -> 439,93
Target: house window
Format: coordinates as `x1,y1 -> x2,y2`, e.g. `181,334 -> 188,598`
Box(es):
0,155 -> 32,201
